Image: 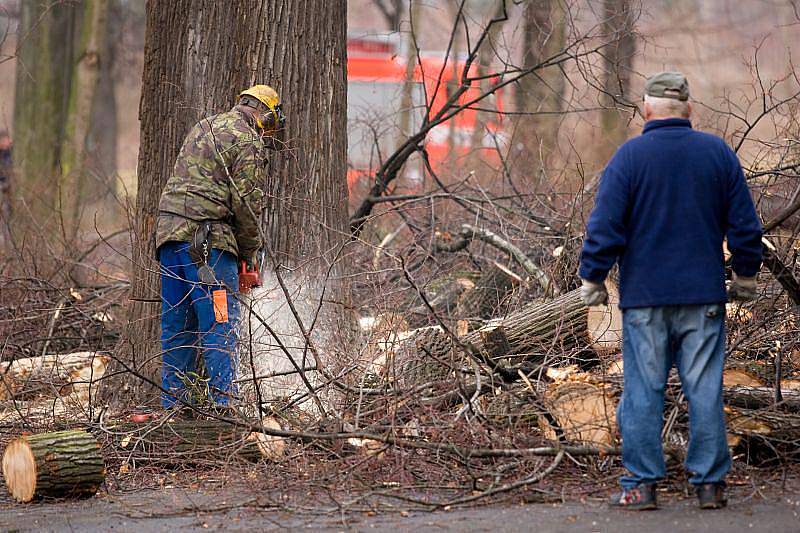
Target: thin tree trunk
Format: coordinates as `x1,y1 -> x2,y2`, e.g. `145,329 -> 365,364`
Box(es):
599,0 -> 636,158
515,0 -> 567,164
13,0 -> 77,229
60,0 -> 109,245
89,0 -> 121,198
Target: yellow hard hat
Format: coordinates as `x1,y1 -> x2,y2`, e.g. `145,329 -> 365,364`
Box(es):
239,84 -> 280,111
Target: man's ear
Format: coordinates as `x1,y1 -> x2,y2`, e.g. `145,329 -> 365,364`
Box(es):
643,101 -> 652,121
686,101 -> 693,118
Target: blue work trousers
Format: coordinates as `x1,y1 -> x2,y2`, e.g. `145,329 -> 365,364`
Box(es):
619,304 -> 730,488
158,241 -> 239,408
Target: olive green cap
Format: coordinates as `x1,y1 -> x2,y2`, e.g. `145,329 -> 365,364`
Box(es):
644,71 -> 689,101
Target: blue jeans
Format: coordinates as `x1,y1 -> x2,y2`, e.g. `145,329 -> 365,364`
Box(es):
158,241 -> 239,408
619,304 -> 730,488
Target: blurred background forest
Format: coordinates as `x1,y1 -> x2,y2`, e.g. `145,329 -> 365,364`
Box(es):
0,0 -> 796,245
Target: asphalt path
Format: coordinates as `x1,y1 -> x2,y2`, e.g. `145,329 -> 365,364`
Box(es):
1,489 -> 798,532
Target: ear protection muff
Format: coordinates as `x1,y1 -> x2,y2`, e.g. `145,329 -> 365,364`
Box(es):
240,95 -> 285,133
257,103 -> 286,133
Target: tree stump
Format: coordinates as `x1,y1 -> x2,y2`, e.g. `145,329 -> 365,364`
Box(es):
2,429 -> 105,502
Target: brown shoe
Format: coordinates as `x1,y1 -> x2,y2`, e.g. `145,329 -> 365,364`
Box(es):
696,483 -> 727,509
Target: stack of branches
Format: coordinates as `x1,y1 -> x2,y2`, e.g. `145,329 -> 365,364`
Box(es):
0,277 -> 125,360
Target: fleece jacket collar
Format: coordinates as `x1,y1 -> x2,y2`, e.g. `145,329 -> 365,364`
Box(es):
642,117 -> 692,134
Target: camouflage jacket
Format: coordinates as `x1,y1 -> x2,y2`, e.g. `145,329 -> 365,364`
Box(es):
156,108 -> 266,260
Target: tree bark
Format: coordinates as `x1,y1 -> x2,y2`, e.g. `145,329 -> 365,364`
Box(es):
2,429 -> 105,503
515,0 -> 567,159
454,261 -> 517,323
88,0 -> 122,197
103,418 -> 285,464
60,0 -> 109,244
13,0 -> 78,228
462,286 -> 621,367
599,0 -> 636,158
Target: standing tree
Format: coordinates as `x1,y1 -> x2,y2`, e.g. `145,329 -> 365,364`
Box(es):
108,0 -> 348,404
599,0 -> 637,158
13,0 -> 108,245
514,0 -> 567,166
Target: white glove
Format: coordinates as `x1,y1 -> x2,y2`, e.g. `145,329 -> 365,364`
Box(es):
581,279 -> 608,306
728,273 -> 757,302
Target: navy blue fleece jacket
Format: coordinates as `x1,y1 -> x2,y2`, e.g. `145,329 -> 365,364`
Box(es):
579,118 -> 762,309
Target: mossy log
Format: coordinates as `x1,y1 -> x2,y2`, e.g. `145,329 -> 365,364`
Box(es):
103,418 -> 284,465
2,429 -> 106,503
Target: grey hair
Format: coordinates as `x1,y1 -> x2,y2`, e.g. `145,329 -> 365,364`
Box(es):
644,94 -> 690,118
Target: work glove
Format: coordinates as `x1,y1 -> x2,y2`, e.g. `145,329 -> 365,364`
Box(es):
244,253 -> 258,273
580,279 -> 608,306
728,273 -> 757,302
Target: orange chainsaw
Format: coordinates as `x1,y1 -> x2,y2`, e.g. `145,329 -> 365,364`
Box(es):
238,251 -> 264,294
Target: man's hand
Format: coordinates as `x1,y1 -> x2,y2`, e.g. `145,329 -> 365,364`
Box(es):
243,253 -> 258,273
581,279 -> 608,306
728,273 -> 757,302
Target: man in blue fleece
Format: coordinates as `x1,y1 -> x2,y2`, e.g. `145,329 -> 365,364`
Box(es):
579,72 -> 762,510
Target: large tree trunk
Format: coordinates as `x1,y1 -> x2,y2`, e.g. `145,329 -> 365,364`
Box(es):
109,0 -> 349,406
239,0 -> 350,412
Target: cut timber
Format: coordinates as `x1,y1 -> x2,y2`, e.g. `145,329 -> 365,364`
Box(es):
539,381 -> 617,448
389,327 -> 455,388
105,418 -> 285,464
407,272 -> 478,327
454,261 -> 518,324
0,352 -> 109,401
723,368 -> 764,387
726,406 -> 800,456
463,285 -> 622,365
586,281 -> 622,355
724,385 -> 800,410
2,429 -> 105,503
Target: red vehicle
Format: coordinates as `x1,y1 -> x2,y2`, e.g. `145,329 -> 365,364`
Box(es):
347,33 -> 506,192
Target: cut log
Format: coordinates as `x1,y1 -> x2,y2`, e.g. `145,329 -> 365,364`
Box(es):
723,368 -> 764,387
389,327 -> 456,388
454,261 -> 518,324
724,385 -> 800,410
0,352 -> 109,401
539,381 -> 617,448
407,272 -> 479,327
462,283 -> 622,366
726,406 -> 800,456
104,417 -> 285,465
2,429 -> 105,503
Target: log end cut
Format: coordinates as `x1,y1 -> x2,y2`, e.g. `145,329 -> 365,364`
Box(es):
586,280 -> 622,355
2,439 -> 37,503
2,429 -> 105,503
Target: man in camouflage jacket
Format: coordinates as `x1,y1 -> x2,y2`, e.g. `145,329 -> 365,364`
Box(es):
155,85 -> 285,410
